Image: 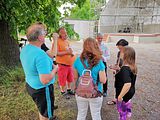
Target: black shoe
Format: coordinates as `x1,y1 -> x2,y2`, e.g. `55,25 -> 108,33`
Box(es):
67,89 -> 75,95
54,105 -> 58,110
62,92 -> 70,99
103,92 -> 107,97
61,91 -> 66,95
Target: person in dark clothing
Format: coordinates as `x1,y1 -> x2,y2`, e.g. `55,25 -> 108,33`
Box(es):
107,39 -> 129,105
41,34 -> 59,110
115,66 -> 136,102
41,43 -> 56,63
115,46 -> 137,120
110,39 -> 129,72
41,43 -> 49,52
114,39 -> 129,71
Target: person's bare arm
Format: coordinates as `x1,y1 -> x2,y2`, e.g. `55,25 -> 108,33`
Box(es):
39,65 -> 58,84
118,83 -> 131,101
57,48 -> 72,56
46,50 -> 54,58
45,33 -> 59,58
73,68 -> 79,89
99,70 -> 107,84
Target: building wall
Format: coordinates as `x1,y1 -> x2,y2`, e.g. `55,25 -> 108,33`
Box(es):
100,24 -> 160,33
108,34 -> 160,43
64,19 -> 96,40
99,0 -> 160,33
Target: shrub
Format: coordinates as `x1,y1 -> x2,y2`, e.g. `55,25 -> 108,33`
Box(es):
0,65 -> 25,87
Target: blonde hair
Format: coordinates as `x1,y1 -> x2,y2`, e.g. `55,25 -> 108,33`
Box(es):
123,46 -> 137,74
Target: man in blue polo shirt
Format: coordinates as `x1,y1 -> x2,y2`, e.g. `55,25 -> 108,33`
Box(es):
20,23 -> 58,120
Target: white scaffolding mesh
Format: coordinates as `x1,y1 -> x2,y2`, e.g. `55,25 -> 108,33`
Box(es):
99,0 -> 160,33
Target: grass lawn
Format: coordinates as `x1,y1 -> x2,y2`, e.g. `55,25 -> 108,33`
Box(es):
0,66 -> 77,120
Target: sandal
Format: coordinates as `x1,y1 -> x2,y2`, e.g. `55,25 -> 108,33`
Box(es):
107,100 -> 116,105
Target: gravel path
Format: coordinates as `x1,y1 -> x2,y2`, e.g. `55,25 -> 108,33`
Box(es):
52,41 -> 160,120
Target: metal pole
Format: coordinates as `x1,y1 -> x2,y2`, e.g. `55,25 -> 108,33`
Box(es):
137,0 -> 141,33
116,0 -> 119,33
152,0 -> 156,33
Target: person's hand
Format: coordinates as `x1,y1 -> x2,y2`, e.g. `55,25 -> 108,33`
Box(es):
66,48 -> 73,55
115,65 -> 120,70
118,96 -> 123,102
69,48 -> 73,53
52,33 -> 59,41
113,70 -> 116,74
108,65 -> 114,69
109,64 -> 120,70
69,48 -> 75,56
53,64 -> 58,72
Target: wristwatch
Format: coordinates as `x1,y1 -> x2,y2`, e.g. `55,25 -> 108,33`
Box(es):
53,56 -> 57,65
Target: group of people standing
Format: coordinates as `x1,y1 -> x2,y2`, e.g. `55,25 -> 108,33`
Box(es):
20,22 -> 137,120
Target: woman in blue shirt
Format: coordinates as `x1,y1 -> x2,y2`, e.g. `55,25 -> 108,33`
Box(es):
73,37 -> 106,120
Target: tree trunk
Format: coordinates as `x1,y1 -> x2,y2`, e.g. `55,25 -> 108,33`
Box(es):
0,20 -> 20,67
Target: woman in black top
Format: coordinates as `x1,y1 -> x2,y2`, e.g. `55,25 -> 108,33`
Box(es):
115,46 -> 137,120
115,66 -> 136,102
110,39 -> 129,72
107,39 -> 129,105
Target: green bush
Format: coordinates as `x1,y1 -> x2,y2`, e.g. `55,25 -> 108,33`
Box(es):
0,65 -> 25,87
64,23 -> 80,40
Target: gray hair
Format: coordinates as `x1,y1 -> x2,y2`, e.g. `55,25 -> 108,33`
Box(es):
26,23 -> 46,42
97,33 -> 103,37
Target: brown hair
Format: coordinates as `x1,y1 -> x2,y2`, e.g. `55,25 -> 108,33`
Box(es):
57,27 -> 67,39
123,46 -> 137,74
57,27 -> 65,33
80,37 -> 102,69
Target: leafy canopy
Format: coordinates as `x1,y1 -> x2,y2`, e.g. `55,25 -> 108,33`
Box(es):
0,0 -> 86,38
69,0 -> 106,20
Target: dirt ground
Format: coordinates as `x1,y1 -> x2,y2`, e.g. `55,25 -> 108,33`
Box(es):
54,41 -> 160,120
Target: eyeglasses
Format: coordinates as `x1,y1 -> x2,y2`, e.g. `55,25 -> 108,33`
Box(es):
97,37 -> 103,40
41,30 -> 47,36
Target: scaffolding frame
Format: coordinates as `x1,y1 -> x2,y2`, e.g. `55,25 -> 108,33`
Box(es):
99,0 -> 160,33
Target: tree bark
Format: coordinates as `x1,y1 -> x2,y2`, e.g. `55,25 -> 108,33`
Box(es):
0,20 -> 20,67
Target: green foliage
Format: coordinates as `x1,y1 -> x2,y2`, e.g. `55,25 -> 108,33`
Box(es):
0,0 -> 86,39
64,23 -> 80,40
70,0 -> 96,20
0,65 -> 25,87
69,0 -> 105,20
